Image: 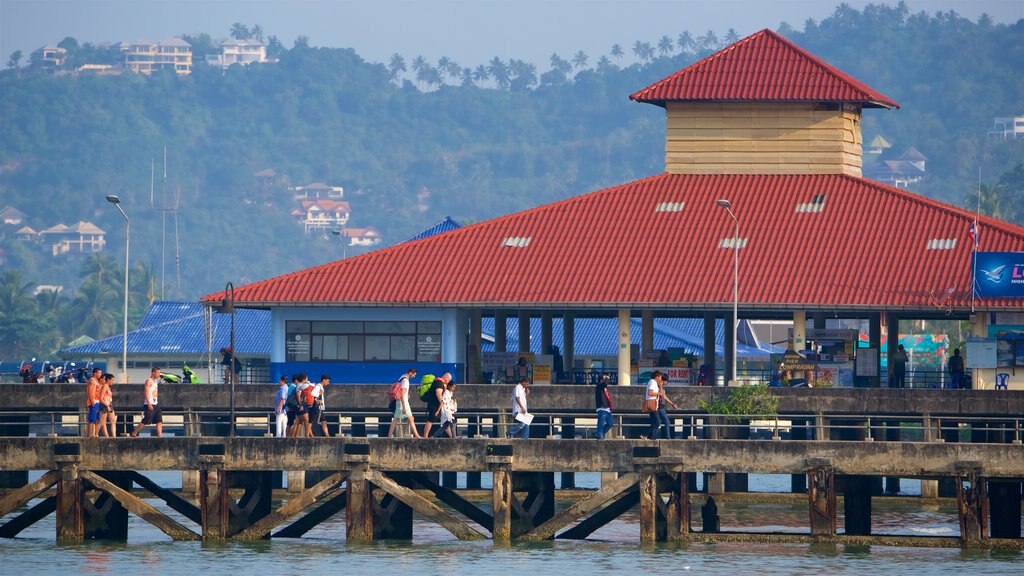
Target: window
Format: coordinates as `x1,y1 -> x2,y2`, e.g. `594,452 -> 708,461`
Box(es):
285,320 -> 442,363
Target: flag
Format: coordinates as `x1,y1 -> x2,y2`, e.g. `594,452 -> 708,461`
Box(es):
968,221 -> 979,250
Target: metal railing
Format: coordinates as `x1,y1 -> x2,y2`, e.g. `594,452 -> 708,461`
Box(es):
3,409 -> 1021,445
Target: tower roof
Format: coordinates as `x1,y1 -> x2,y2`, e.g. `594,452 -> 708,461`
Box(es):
630,29 -> 898,109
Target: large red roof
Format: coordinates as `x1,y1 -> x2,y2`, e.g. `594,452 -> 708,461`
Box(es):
204,174 -> 1023,311
630,29 -> 899,109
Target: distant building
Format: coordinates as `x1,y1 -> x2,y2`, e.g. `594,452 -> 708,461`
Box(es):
865,146 -> 927,189
865,135 -> 892,155
206,39 -> 267,68
38,221 -> 106,256
122,38 -> 192,75
39,45 -> 67,71
292,199 -> 351,234
0,206 -> 25,226
341,227 -> 383,247
291,182 -> 344,200
989,116 -> 1024,139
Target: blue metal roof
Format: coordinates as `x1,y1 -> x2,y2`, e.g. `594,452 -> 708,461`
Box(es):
405,216 -> 463,243
60,301 -> 270,358
481,317 -> 779,358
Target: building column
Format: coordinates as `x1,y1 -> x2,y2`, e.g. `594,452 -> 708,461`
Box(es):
541,312 -> 553,354
886,313 -> 901,388
970,313 -> 990,389
517,310 -> 531,355
469,309 -> 483,384
617,308 -> 632,386
563,313 -> 575,384
812,312 -> 827,330
641,310 -> 655,353
792,311 -> 807,351
723,311 -> 736,385
703,313 -> 717,386
494,311 -> 507,353
868,312 -> 882,388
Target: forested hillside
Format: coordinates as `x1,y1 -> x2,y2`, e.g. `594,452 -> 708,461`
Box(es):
1,3 -> 1022,356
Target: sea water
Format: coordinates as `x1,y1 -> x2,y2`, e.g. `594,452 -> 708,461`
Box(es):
5,473 -> 1022,574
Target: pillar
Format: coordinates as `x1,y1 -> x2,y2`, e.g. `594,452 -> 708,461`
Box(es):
287,471 -> 305,493
886,313 -> 901,388
812,312 -> 827,330
563,313 -> 575,383
346,467 -> 374,542
182,470 -> 199,495
988,480 -> 1022,539
808,466 -> 836,536
884,422 -> 901,494
469,309 -> 483,384
703,313 -> 717,385
491,466 -> 512,543
517,310 -> 530,356
541,312 -> 553,355
843,475 -> 872,535
641,310 -> 654,353
921,414 -> 939,498
617,308 -> 631,386
639,467 -> 657,543
723,310 -> 736,385
790,418 -> 808,493
494,311 -> 507,353
957,472 -> 987,545
0,415 -> 28,489
200,469 -> 228,541
792,311 -> 807,352
939,421 -> 960,498
56,462 -> 83,543
868,312 -> 882,388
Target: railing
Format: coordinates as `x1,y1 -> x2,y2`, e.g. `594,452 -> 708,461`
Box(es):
4,409 -> 1021,445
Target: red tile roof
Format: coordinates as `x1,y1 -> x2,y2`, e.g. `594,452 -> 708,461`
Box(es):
204,174 -> 1024,311
630,29 -> 899,109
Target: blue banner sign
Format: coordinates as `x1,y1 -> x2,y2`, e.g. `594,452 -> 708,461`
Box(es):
974,252 -> 1024,298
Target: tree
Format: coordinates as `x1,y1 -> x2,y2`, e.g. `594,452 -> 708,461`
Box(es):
632,41 -> 654,62
572,50 -> 588,70
67,278 -> 119,339
724,28 -> 741,44
293,36 -> 310,49
487,57 -> 510,90
657,35 -> 674,56
677,31 -> 694,54
472,64 -> 490,86
7,50 -> 22,74
697,30 -> 720,53
230,22 -> 250,40
252,24 -> 265,43
610,44 -> 624,61
387,53 -> 406,82
266,35 -> 284,57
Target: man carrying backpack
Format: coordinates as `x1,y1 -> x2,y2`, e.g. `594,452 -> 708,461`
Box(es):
423,373 -> 450,438
288,372 -> 312,437
388,368 -> 422,438
309,374 -> 332,437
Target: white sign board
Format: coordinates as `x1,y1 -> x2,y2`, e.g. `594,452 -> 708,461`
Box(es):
855,348 -> 878,377
966,338 -> 997,369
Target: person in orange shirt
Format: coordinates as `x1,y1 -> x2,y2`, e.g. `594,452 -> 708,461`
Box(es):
97,373 -> 117,437
85,368 -> 103,437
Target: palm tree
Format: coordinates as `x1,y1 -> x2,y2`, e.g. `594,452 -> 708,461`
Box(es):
81,253 -> 117,287
68,278 -> 119,339
437,57 -> 452,84
472,64 -> 490,87
488,57 -> 510,90
610,44 -> 624,61
230,23 -> 250,40
508,59 -> 537,91
0,270 -> 34,319
459,67 -> 474,87
251,24 -> 265,43
677,31 -> 694,55
388,53 -> 406,82
724,28 -> 740,44
698,30 -> 719,53
572,50 -> 589,70
657,35 -> 674,56
596,55 -> 614,73
7,50 -> 23,75
633,41 -> 654,62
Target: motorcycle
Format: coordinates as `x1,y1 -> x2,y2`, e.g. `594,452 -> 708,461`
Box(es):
161,365 -> 201,384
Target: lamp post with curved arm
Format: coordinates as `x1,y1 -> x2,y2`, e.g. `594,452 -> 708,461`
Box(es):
717,199 -> 739,386
217,282 -> 236,436
105,195 -> 129,384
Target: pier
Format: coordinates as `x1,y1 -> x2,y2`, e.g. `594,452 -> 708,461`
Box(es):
1,385 -> 1022,546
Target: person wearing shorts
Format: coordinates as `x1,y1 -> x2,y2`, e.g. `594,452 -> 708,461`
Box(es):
131,367 -> 163,437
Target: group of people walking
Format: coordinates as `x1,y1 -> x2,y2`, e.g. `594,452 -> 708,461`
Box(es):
387,368 -> 460,438
84,368 -> 117,437
274,372 -> 333,437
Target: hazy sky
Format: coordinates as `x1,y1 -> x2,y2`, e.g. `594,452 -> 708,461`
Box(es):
2,0 -> 1022,66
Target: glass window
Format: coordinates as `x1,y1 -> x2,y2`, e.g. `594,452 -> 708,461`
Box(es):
418,321 -> 442,334
417,334 -> 442,362
312,321 -> 362,333
365,335 -> 390,360
286,332 -> 311,362
287,321 -> 311,332
349,336 -> 364,362
391,335 -> 416,361
365,321 -> 416,334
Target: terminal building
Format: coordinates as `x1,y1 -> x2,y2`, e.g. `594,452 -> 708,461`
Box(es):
201,29 -> 1024,388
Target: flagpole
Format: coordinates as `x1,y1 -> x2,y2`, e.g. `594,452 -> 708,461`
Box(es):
971,166 -> 982,313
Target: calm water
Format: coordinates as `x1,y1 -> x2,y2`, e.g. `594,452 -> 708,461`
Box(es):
6,473 -> 1023,574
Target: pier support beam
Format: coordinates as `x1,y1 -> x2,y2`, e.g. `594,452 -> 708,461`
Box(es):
55,462 -> 83,543
808,465 -> 836,537
638,467 -> 657,543
492,466 -> 512,542
957,471 -> 987,545
988,480 -> 1022,539
346,466 -> 374,542
617,309 -> 632,386
664,472 -> 690,541
200,469 -> 228,541
790,418 -> 808,493
842,475 -> 872,535
884,421 -> 901,494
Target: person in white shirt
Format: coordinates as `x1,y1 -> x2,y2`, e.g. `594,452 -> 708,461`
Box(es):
274,376 -> 289,438
506,377 -> 532,439
388,368 -> 422,438
646,371 -> 677,439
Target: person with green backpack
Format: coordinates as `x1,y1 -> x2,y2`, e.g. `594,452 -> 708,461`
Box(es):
388,368 -> 422,438
422,373 -> 450,437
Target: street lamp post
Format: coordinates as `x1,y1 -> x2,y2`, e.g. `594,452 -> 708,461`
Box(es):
105,195 -> 130,384
716,199 -> 739,386
217,282 -> 236,436
331,228 -> 348,259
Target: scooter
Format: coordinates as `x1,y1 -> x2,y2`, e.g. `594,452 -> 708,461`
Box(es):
161,365 -> 201,384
